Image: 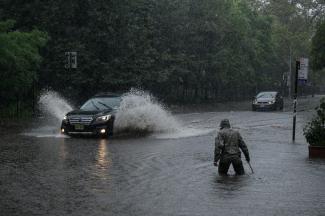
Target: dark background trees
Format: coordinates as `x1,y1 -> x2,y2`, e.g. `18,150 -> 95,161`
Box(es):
0,0 -> 324,117
0,19 -> 48,117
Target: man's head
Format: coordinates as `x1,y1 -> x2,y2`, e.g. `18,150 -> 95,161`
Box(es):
220,119 -> 230,129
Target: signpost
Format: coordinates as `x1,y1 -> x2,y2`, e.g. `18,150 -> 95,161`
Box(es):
292,58 -> 308,142
298,58 -> 308,81
65,51 -> 77,69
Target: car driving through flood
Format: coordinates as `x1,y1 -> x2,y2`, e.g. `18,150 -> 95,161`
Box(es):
61,93 -> 121,137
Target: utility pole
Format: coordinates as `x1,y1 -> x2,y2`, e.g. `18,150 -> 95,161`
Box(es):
292,60 -> 300,142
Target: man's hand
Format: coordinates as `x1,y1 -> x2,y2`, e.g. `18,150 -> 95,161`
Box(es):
214,162 -> 218,167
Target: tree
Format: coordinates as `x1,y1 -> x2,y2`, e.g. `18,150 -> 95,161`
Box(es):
0,20 -> 48,117
311,21 -> 325,71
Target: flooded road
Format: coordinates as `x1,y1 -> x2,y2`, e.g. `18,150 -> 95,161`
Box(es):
1,98 -> 325,216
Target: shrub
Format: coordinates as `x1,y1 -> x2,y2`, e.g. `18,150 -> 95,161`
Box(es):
304,98 -> 325,146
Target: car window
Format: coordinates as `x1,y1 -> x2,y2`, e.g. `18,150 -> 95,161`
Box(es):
80,97 -> 121,111
256,92 -> 276,98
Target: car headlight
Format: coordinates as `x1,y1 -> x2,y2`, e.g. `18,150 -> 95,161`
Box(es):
96,114 -> 111,122
253,100 -> 257,104
268,100 -> 275,104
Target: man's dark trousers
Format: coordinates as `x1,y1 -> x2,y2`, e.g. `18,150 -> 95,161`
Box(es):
218,155 -> 245,175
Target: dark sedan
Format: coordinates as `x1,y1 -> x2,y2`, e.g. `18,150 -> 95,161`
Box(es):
61,93 -> 121,137
252,91 -> 284,111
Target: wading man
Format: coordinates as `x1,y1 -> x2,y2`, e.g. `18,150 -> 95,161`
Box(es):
214,119 -> 250,175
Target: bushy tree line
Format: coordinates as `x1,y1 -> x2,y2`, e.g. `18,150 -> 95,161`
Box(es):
0,0 -> 324,113
0,19 -> 47,117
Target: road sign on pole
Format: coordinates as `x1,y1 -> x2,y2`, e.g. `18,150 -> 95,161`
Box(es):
64,52 -> 77,69
298,57 -> 308,81
70,52 -> 77,69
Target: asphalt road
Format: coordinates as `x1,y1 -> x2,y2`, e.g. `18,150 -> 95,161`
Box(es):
1,96 -> 325,216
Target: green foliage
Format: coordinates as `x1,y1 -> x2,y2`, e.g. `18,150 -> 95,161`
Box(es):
0,20 -> 48,91
0,0 -> 322,105
0,19 -> 48,117
304,98 -> 325,146
311,21 -> 325,71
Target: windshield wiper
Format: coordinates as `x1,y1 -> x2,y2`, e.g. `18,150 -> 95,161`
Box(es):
97,101 -> 112,110
91,101 -> 100,110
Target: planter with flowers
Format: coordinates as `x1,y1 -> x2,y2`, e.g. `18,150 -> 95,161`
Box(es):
304,98 -> 325,158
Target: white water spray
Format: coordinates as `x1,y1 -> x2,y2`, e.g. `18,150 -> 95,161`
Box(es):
22,90 -> 73,138
38,90 -> 73,122
115,89 -> 181,133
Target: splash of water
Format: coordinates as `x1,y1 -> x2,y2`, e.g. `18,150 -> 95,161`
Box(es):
38,90 -> 73,122
26,89 -> 211,139
115,89 -> 181,134
22,90 -> 73,138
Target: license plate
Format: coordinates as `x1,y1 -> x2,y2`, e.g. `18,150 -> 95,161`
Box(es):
74,124 -> 84,130
260,104 -> 265,108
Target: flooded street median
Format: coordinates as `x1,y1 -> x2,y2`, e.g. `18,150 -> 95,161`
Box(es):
1,96 -> 325,216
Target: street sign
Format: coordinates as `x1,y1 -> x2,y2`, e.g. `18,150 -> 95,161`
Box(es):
64,51 -> 77,69
70,52 -> 77,69
298,57 -> 308,81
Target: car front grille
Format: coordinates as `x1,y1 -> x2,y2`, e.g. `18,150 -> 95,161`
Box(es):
68,116 -> 93,125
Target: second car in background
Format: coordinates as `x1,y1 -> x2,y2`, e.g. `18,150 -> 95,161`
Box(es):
252,91 -> 284,111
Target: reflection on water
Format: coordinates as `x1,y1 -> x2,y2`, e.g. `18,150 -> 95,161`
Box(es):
59,138 -> 67,160
96,139 -> 111,170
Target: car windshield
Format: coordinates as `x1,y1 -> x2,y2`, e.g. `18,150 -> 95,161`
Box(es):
256,92 -> 276,99
80,97 -> 121,111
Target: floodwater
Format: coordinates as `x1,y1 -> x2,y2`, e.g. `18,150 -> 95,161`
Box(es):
1,97 -> 325,216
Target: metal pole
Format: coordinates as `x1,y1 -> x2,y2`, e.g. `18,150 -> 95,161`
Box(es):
292,60 -> 300,142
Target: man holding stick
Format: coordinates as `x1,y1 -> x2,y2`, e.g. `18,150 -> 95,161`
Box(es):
214,119 -> 251,175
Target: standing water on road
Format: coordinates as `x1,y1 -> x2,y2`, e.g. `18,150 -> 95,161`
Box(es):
5,96 -> 325,216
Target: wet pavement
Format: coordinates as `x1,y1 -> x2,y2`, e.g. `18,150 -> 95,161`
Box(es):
1,96 -> 325,216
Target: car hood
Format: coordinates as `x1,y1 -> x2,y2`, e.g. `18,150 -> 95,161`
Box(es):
66,109 -> 114,116
256,98 -> 274,102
